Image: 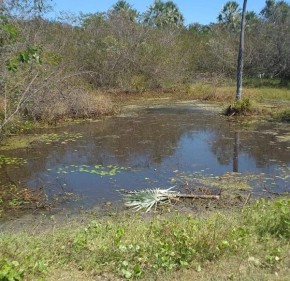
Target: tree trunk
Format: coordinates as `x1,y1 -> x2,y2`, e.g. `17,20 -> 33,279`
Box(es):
236,0 -> 248,101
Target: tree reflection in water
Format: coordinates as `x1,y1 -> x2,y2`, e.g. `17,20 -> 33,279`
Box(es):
0,103 -> 290,209
233,131 -> 240,173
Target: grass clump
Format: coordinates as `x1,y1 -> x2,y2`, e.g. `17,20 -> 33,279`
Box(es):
273,109 -> 290,122
225,98 -> 252,116
0,198 -> 290,280
186,84 -> 234,102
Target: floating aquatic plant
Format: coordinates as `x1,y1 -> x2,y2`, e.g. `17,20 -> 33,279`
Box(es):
1,132 -> 84,151
0,155 -> 27,166
56,164 -> 128,176
170,168 -> 290,192
37,132 -> 83,145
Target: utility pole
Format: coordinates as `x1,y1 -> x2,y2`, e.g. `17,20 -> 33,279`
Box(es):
236,0 -> 248,101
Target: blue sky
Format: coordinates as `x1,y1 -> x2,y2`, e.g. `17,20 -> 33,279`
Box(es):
50,0 -> 269,25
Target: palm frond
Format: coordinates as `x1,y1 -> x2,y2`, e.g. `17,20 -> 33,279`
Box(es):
123,187 -> 176,212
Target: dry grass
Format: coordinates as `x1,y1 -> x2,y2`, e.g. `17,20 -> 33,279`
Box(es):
186,84 -> 290,103
24,89 -> 117,122
109,84 -> 290,106
87,92 -> 117,117
163,255 -> 290,281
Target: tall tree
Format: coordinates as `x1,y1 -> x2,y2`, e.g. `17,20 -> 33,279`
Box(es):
1,0 -> 52,18
245,11 -> 258,25
261,0 -> 276,19
143,0 -> 184,28
218,1 -> 241,31
259,0 -> 290,84
236,0 -> 247,101
111,0 -> 138,21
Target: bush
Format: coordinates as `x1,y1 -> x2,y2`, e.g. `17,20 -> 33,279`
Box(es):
225,98 -> 252,116
249,198 -> 290,239
130,75 -> 148,92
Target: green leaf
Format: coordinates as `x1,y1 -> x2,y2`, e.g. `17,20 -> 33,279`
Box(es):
121,269 -> 132,279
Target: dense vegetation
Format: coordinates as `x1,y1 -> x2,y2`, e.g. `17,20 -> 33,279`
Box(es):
0,0 -> 289,133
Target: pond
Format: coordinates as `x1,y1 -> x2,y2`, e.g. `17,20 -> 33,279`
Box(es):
1,101 -> 290,215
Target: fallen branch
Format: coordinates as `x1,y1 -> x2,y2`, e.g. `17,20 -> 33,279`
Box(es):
243,192 -> 252,207
170,194 -> 220,200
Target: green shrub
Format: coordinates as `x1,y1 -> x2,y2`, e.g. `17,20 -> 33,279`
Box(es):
225,98 -> 252,116
0,259 -> 24,281
249,199 -> 290,239
130,75 -> 148,92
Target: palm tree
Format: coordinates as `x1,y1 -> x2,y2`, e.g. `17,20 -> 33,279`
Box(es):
144,0 -> 184,28
112,0 -> 130,11
111,0 -> 138,21
236,0 -> 247,101
261,0 -> 276,19
218,1 -> 241,31
261,0 -> 290,23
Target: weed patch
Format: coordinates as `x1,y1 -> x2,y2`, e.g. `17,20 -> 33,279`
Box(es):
225,98 -> 252,116
248,199 -> 290,239
0,184 -> 47,215
0,259 -> 24,281
273,109 -> 290,123
0,198 -> 290,280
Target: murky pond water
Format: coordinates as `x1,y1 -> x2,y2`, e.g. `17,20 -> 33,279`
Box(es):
1,101 -> 290,214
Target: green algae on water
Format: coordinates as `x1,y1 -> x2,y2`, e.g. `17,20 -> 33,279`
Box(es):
56,164 -> 128,177
0,132 -> 83,150
0,155 -> 27,166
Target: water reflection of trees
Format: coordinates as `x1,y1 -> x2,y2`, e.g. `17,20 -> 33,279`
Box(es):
233,132 -> 239,172
2,108 -> 204,186
1,107 -> 290,188
210,123 -> 290,170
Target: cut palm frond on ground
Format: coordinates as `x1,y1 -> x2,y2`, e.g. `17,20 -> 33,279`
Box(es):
123,187 -> 176,212
123,187 -> 220,212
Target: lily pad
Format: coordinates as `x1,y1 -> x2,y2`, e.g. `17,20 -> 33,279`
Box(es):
56,164 -> 128,177
0,155 -> 27,166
